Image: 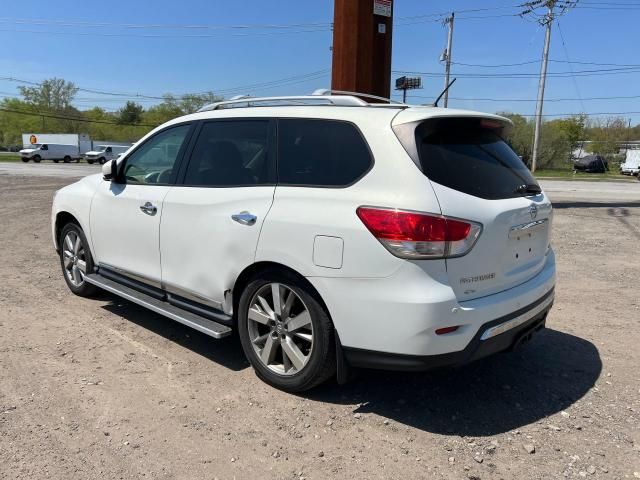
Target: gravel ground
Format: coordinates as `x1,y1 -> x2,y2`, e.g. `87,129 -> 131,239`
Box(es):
1,174 -> 639,480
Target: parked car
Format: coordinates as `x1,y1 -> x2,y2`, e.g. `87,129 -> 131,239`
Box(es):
84,145 -> 131,164
20,143 -> 81,163
51,92 -> 556,392
620,150 -> 640,176
573,154 -> 608,173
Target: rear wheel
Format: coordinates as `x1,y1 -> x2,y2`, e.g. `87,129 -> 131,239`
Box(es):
33,155 -> 41,163
98,157 -> 106,165
238,270 -> 336,392
63,156 -> 71,163
59,223 -> 98,297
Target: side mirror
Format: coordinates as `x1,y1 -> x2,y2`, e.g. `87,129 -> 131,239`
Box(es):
102,159 -> 118,181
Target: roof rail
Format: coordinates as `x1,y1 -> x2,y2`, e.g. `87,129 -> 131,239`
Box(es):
311,88 -> 405,105
196,93 -> 368,112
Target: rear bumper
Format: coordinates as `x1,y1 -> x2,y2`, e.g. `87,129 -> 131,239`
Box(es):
343,288 -> 552,371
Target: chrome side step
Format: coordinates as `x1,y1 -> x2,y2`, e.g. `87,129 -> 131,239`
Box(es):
85,273 -> 233,339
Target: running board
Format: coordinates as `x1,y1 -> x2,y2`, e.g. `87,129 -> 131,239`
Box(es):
84,273 -> 233,339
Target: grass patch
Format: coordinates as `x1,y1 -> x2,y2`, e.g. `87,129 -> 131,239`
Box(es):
534,169 -> 637,182
0,154 -> 23,163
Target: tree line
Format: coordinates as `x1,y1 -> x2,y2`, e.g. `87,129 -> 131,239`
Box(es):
1,77 -> 638,170
0,78 -> 221,147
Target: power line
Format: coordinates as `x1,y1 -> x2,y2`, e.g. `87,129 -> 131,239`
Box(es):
0,26 -> 331,38
555,20 -> 586,112
452,59 -> 640,68
400,94 -> 640,102
0,17 -> 332,30
392,66 -> 640,78
0,107 -> 156,127
0,69 -> 330,100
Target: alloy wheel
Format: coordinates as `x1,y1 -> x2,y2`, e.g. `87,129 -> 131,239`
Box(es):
247,283 -> 314,376
62,231 -> 87,287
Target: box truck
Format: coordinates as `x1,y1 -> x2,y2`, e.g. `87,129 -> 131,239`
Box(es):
20,133 -> 92,163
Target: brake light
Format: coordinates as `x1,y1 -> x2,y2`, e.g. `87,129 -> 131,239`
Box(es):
356,207 -> 482,259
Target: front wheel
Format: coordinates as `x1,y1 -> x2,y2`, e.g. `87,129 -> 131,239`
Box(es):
98,157 -> 106,165
33,155 -> 41,163
238,271 -> 336,392
21,157 -> 29,163
63,156 -> 71,163
59,223 -> 98,297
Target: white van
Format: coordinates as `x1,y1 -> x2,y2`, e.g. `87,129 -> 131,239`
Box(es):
84,145 -> 130,164
620,150 -> 640,176
20,144 -> 80,163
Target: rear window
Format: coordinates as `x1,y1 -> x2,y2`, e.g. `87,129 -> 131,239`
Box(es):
410,117 -> 538,200
277,119 -> 372,187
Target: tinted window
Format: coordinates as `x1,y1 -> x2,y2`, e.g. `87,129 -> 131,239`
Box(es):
123,125 -> 190,185
414,118 -> 538,200
277,119 -> 372,187
184,121 -> 272,186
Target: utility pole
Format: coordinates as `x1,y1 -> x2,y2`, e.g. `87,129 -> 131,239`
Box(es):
443,12 -> 454,108
531,2 -> 554,173
332,0 -> 394,100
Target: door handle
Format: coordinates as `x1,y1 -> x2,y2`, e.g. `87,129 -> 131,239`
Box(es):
139,201 -> 157,216
231,211 -> 257,226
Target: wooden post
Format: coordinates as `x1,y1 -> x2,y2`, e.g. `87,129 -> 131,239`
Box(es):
331,0 -> 393,100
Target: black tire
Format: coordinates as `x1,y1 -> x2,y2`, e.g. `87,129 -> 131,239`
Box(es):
21,157 -> 29,163
58,222 -> 99,297
237,269 -> 336,392
98,157 -> 106,165
86,159 -> 95,164
33,155 -> 41,163
63,156 -> 71,163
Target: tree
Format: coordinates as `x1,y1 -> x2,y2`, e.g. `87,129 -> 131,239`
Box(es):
499,113 -> 534,164
18,78 -> 79,111
178,92 -> 222,114
117,101 -> 144,125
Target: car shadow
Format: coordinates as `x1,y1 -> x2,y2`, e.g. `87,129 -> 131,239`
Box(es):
308,328 -> 601,437
99,293 -> 249,372
96,293 -> 601,436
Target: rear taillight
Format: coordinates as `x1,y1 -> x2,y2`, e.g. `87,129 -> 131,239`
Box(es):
356,207 -> 482,259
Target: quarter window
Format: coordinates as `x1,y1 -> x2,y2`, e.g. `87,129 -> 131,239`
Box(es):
277,119 -> 372,187
184,121 -> 272,187
122,124 -> 191,185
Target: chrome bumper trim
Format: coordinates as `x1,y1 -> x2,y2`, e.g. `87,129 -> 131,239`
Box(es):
480,293 -> 554,341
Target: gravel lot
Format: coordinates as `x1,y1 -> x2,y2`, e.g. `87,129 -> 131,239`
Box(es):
1,173 -> 639,480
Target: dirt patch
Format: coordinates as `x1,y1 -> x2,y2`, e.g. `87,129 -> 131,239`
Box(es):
1,175 -> 639,479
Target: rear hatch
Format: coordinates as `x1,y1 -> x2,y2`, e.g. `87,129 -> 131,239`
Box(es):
393,113 -> 552,301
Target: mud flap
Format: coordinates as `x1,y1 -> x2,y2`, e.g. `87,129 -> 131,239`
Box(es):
335,331 -> 355,385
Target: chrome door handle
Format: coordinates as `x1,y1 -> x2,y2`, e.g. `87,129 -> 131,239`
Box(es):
231,211 -> 257,226
139,202 -> 157,216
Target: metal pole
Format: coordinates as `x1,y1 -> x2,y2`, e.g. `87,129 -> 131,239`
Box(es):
402,87 -> 407,103
531,3 -> 554,173
443,12 -> 454,108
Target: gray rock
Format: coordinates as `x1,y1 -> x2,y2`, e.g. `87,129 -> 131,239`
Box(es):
523,443 -> 536,454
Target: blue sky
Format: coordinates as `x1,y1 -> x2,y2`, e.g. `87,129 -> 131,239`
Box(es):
1,0 -> 639,122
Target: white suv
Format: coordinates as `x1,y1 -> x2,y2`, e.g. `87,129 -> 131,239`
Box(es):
51,92 -> 555,392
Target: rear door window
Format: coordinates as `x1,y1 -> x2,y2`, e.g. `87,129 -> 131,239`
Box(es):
183,120 -> 273,187
277,119 -> 372,187
410,117 -> 538,200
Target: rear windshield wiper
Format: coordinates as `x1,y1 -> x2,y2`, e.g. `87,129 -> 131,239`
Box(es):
515,184 -> 542,195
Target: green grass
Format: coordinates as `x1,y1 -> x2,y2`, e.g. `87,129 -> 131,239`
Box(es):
0,154 -> 23,163
534,169 -> 637,182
